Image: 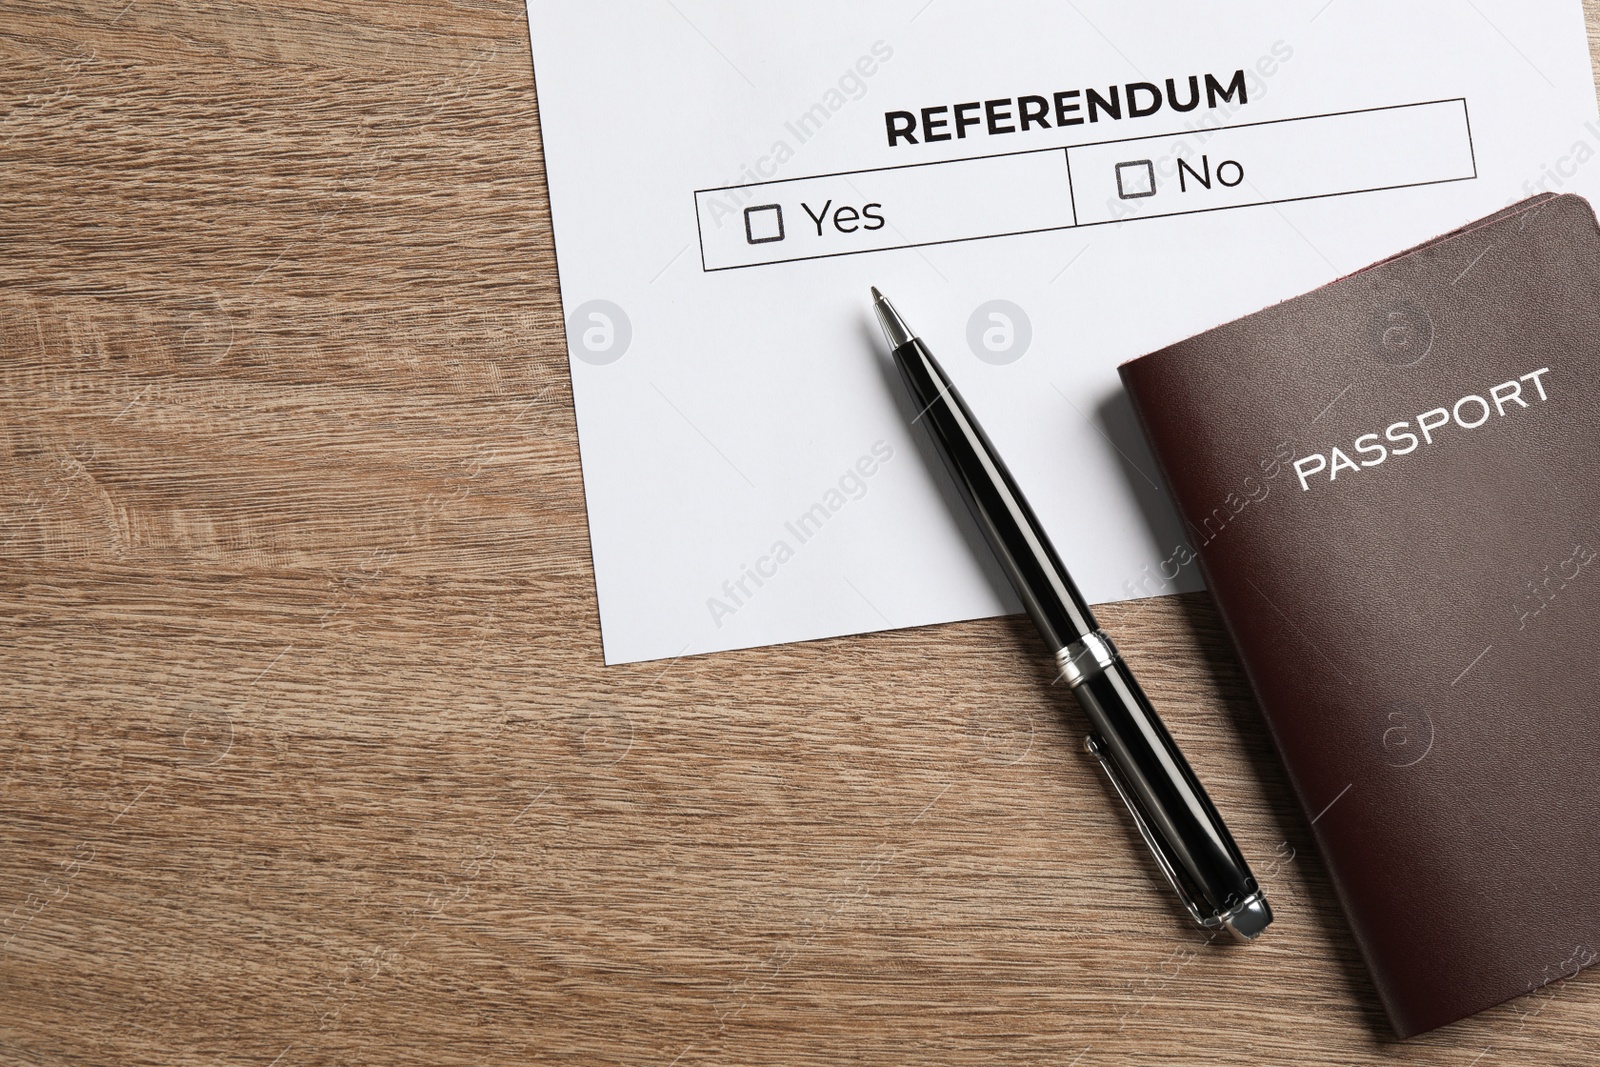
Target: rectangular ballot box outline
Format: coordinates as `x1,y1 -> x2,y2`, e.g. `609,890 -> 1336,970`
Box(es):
694,98 -> 1476,271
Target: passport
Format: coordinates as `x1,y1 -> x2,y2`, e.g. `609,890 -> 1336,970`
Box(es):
1120,193 -> 1600,1037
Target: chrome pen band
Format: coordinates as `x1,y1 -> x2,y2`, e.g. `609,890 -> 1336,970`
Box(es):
1055,631 -> 1120,689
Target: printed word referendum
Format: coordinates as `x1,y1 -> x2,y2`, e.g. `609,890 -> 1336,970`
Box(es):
884,69 -> 1252,148
1293,368 -> 1552,492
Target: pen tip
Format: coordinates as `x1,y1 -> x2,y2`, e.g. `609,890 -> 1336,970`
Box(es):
871,288 -> 915,350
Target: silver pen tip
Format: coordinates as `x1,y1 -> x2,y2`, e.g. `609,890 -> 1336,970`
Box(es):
871,287 -> 915,350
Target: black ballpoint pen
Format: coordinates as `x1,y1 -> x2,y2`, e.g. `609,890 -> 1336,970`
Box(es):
872,287 -> 1272,941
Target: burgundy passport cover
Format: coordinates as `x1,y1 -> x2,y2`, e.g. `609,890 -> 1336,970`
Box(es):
1119,193 -> 1600,1037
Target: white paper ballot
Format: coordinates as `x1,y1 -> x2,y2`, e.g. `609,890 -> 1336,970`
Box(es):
524,0 -> 1600,664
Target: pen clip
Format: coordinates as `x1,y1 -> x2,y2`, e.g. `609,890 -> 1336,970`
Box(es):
1084,733 -> 1218,932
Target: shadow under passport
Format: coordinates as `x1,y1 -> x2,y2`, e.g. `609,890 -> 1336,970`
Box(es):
1093,390 -> 1202,598
1166,591 -> 1393,1042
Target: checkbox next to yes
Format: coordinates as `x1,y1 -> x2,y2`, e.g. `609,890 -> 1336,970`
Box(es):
744,204 -> 785,244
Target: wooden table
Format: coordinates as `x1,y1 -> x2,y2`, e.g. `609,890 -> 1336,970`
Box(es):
4,3 -> 1598,1064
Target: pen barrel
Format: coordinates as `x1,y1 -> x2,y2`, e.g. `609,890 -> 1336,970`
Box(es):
1070,654 -> 1262,920
891,339 -> 1097,649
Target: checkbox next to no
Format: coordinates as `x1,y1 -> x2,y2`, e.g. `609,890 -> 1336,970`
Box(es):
1116,160 -> 1158,200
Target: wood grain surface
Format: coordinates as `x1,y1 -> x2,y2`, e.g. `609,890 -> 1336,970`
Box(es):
4,3 -> 1600,1065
